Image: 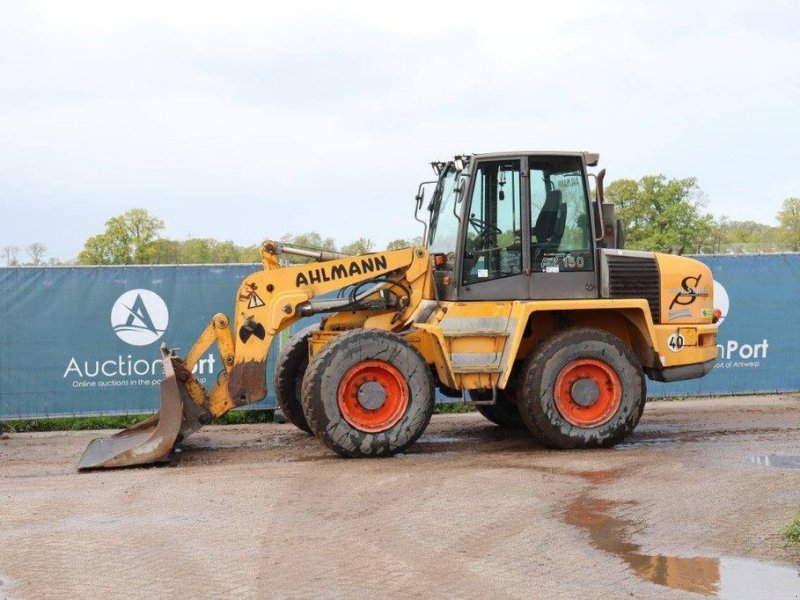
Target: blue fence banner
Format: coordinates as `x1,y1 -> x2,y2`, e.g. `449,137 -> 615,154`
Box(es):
649,254 -> 800,396
0,265 -> 277,418
0,254 -> 797,418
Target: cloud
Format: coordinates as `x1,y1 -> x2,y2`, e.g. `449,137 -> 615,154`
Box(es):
0,1 -> 798,258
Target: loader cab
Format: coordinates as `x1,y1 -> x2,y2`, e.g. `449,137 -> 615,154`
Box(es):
427,152 -> 601,302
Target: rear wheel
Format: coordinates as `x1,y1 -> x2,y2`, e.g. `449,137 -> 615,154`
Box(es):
301,329 -> 434,457
474,390 -> 523,428
273,325 -> 317,434
517,327 -> 645,448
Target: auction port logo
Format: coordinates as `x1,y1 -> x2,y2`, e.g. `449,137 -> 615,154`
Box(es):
110,289 -> 169,346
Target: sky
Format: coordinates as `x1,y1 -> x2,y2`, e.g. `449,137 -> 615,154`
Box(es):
1,0 -> 798,261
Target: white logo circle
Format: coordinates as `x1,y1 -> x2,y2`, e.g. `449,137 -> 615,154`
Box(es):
713,280 -> 729,324
111,289 -> 169,346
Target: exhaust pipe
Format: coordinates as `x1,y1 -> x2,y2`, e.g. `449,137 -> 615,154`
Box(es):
596,168 -> 606,204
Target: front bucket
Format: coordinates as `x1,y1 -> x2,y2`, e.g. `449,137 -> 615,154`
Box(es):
78,347 -> 207,470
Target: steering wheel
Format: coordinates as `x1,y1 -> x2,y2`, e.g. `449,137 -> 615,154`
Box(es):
468,214 -> 501,247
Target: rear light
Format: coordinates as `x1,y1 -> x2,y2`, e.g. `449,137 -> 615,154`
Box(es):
712,308 -> 722,323
698,333 -> 716,347
434,254 -> 446,267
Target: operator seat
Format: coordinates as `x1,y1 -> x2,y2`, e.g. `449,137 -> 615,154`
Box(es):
551,201 -> 567,244
533,190 -> 562,242
532,190 -> 568,266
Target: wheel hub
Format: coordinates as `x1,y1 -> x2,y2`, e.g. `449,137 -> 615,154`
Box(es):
570,377 -> 600,407
357,381 -> 387,410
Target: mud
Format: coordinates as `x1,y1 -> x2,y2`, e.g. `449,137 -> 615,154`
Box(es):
1,395 -> 800,598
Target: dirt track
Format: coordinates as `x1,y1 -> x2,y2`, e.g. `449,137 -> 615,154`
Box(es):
2,396 -> 800,599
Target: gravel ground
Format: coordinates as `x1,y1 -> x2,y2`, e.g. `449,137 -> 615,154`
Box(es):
1,395 -> 800,599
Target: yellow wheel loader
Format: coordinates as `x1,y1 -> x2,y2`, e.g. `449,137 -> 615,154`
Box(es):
78,151 -> 720,469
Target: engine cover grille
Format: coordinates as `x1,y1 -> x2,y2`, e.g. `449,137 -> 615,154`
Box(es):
605,254 -> 661,323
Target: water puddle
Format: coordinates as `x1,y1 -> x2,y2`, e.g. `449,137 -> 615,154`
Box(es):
615,437 -> 674,449
0,572 -> 16,599
750,455 -> 800,470
565,470 -> 800,597
615,426 -> 799,450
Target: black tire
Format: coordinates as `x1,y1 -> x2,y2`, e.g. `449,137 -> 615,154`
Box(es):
273,325 -> 318,434
517,327 -> 646,449
474,391 -> 524,428
301,329 -> 434,458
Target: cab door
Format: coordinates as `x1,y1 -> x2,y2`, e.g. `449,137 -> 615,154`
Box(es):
527,155 -> 598,299
458,158 -> 531,301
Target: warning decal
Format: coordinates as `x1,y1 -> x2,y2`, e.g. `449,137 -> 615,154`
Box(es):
248,293 -> 266,309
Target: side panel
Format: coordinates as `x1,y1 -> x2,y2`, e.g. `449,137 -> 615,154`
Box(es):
529,270 -> 598,300
416,299 -> 664,391
417,302 -> 517,390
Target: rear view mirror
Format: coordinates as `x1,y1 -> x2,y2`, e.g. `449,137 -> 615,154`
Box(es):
454,175 -> 468,203
414,180 -> 438,242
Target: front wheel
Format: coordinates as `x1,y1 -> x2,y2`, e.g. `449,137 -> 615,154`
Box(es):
517,328 -> 645,449
273,325 -> 317,434
301,329 -> 434,457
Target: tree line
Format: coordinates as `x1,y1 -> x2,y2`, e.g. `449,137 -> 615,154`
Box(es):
68,209 -> 420,266
2,243 -> 49,266
4,175 -> 800,266
606,176 -> 800,254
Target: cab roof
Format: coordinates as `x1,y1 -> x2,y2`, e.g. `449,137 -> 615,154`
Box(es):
467,150 -> 600,167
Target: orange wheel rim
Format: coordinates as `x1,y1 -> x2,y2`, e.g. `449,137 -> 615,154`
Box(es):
554,358 -> 622,428
337,360 -> 409,433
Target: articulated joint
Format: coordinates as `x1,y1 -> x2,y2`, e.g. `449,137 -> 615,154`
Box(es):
212,313 -> 235,372
185,313 -> 235,374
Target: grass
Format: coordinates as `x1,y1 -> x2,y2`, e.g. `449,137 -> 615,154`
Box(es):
434,402 -> 477,414
784,510 -> 800,546
0,410 -> 277,433
648,396 -> 685,402
1,403 -> 476,433
1,414 -> 153,433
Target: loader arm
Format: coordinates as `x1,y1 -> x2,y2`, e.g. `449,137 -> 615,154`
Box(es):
207,243 -> 431,416
79,243 -> 431,469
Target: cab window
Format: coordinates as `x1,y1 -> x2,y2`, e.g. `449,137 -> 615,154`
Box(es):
462,160 -> 523,284
529,156 -> 593,272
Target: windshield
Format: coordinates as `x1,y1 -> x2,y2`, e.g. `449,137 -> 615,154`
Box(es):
427,166 -> 460,257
